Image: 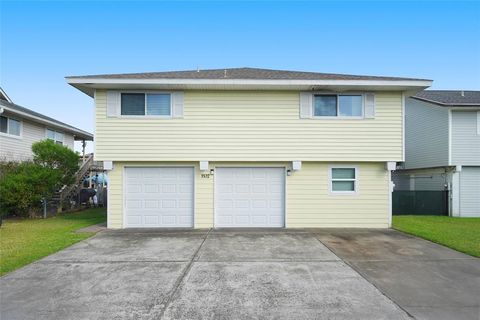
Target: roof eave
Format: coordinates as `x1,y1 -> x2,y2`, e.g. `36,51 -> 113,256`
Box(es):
66,78 -> 433,97
412,96 -> 480,108
0,102 -> 93,141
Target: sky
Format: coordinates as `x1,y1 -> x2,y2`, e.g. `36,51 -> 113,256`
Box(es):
1,1 -> 479,152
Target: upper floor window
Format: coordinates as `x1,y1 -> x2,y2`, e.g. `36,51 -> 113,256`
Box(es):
314,94 -> 363,117
330,167 -> 357,194
0,116 -> 21,137
121,93 -> 171,116
46,129 -> 64,145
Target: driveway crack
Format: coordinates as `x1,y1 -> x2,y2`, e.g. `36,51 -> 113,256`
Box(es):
148,228 -> 212,320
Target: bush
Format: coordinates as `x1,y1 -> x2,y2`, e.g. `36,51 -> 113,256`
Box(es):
32,140 -> 79,186
0,162 -> 60,217
0,140 -> 79,218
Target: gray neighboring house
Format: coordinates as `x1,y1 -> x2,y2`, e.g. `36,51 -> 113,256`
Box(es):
394,90 -> 480,217
0,87 -> 93,162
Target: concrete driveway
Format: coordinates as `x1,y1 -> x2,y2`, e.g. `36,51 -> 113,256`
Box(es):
1,229 -> 410,320
315,229 -> 480,320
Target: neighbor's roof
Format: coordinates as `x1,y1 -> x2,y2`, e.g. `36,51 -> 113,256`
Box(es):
413,90 -> 480,106
67,67 -> 430,82
0,99 -> 93,141
0,87 -> 13,103
66,67 -> 432,97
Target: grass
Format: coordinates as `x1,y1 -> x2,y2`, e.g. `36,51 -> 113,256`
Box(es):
393,215 -> 480,258
0,208 -> 106,276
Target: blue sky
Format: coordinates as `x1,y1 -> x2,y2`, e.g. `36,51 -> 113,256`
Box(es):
1,1 -> 479,151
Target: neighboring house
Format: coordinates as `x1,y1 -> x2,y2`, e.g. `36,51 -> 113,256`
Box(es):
66,67 -> 431,229
0,88 -> 93,161
393,90 -> 480,217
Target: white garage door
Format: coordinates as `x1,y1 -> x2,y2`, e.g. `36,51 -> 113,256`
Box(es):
460,167 -> 480,217
215,167 -> 285,228
124,167 -> 194,227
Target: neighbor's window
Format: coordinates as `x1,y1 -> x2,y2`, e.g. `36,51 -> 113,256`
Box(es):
121,93 -> 171,116
0,116 -> 21,136
46,129 -> 64,145
314,95 -> 363,117
331,168 -> 357,193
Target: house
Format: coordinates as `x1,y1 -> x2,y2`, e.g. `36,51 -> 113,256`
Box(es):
393,90 -> 480,217
0,87 -> 93,161
66,68 -> 431,229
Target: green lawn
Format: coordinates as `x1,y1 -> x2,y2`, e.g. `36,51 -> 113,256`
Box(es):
0,208 -> 106,276
393,216 -> 480,257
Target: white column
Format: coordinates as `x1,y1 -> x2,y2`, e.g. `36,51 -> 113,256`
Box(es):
451,170 -> 461,217
386,162 -> 396,228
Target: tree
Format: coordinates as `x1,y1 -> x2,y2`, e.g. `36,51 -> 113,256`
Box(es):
32,140 -> 79,186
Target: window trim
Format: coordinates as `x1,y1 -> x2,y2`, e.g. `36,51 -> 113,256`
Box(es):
0,115 -> 22,139
328,165 -> 359,195
477,111 -> 480,135
45,128 -> 65,145
313,93 -> 365,119
120,91 -> 173,118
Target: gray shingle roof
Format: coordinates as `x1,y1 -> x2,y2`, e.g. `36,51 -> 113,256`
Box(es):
0,99 -> 93,140
413,90 -> 480,106
67,67 -> 429,82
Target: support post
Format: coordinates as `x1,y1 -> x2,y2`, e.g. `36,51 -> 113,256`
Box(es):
82,140 -> 86,163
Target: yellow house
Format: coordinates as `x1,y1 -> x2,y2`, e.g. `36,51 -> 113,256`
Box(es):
66,68 -> 432,229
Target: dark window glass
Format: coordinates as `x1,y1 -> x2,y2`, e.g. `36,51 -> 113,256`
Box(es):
121,93 -> 145,115
314,95 -> 337,116
0,116 -> 7,133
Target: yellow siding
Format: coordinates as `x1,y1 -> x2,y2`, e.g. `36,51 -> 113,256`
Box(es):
94,90 -> 403,162
107,161 -> 389,229
287,162 -> 389,228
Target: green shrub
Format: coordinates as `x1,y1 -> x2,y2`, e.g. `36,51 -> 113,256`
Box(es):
0,162 -> 60,217
0,140 -> 79,218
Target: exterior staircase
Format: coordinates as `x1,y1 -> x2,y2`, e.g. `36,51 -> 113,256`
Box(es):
52,154 -> 101,212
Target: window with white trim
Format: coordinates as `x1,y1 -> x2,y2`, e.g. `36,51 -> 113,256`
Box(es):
331,167 -> 357,193
477,111 -> 480,135
314,94 -> 363,117
0,116 -> 21,136
121,93 -> 171,116
46,129 -> 64,145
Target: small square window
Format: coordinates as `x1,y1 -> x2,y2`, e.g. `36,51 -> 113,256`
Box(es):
46,129 -> 63,145
0,116 -> 21,136
121,93 -> 145,115
146,94 -> 171,116
339,95 -> 363,117
331,168 -> 357,193
314,95 -> 337,116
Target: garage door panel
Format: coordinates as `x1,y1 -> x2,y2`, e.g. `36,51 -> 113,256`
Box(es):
124,167 -> 194,228
215,168 -> 285,228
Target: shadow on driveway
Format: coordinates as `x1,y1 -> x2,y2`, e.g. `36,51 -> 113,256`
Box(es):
313,228 -> 480,320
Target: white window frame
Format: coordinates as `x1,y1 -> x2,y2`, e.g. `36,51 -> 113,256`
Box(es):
329,165 -> 359,195
45,128 -> 65,145
477,111 -> 480,135
120,91 -> 173,118
0,115 -> 22,139
313,93 -> 365,119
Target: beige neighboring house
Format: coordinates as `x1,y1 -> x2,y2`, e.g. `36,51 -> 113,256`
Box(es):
0,87 -> 93,162
66,68 -> 431,229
